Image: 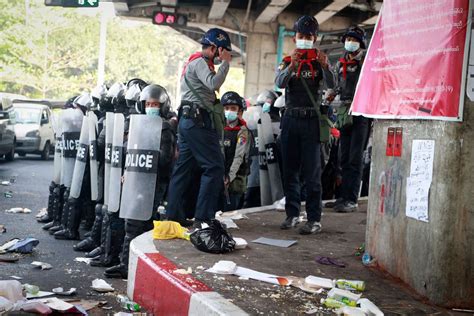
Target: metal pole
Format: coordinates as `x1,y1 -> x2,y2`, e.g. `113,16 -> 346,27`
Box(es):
97,8 -> 107,86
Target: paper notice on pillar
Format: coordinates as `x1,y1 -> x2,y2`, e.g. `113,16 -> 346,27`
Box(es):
410,140 -> 435,182
406,177 -> 430,222
406,139 -> 435,222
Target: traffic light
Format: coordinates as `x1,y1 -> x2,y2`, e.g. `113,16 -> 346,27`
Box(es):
152,11 -> 187,26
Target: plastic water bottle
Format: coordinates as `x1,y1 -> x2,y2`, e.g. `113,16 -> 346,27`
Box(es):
117,294 -> 141,312
23,284 -> 39,295
362,251 -> 372,265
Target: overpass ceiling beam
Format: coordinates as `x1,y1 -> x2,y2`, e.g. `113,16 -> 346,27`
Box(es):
111,1 -> 129,11
360,2 -> 382,26
160,0 -> 177,6
208,0 -> 231,20
256,0 -> 293,24
315,0 -> 354,25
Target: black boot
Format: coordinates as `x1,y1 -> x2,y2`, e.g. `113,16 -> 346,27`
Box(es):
48,186 -> 68,233
74,203 -> 103,252
81,201 -> 95,231
91,211 -> 123,268
38,182 -> 56,223
105,219 -> 150,279
55,196 -> 81,240
90,205 -> 109,265
43,185 -> 61,230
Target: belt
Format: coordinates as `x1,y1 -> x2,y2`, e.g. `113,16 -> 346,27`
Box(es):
285,107 -> 318,118
180,102 -> 201,119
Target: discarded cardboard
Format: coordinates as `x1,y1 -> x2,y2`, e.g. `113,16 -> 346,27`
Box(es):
252,237 -> 297,248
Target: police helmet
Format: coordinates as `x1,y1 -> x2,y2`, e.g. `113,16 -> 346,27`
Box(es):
125,81 -> 148,110
342,26 -> 367,49
256,89 -> 279,106
294,15 -> 319,36
274,95 -> 286,109
138,84 -> 171,118
221,91 -> 245,110
73,93 -> 92,112
107,82 -> 127,113
91,84 -> 107,111
200,28 -> 232,51
64,96 -> 77,109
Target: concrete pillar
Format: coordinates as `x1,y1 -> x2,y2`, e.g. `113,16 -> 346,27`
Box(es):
366,101 -> 474,306
244,33 -> 277,97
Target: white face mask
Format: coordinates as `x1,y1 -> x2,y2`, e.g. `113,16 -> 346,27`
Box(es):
345,41 -> 360,52
296,39 -> 314,49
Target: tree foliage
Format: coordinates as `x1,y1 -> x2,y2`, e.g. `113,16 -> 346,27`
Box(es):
0,0 -> 244,102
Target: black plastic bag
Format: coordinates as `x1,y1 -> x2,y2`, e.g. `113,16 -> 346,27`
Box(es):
190,220 -> 236,254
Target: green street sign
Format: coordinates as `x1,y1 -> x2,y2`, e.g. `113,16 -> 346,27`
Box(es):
45,0 -> 99,7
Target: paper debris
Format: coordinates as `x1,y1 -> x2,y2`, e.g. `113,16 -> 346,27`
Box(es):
75,257 -> 92,265
10,275 -> 23,280
52,287 -> 77,296
91,279 -> 114,292
5,208 -> 31,214
1,181 -> 11,186
206,261 -> 237,274
26,291 -> 55,299
31,261 -> 52,270
35,208 -> 48,218
233,237 -> 248,249
252,237 -> 297,248
173,267 -> 192,275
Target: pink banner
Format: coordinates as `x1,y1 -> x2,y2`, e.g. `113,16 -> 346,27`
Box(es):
351,0 -> 471,121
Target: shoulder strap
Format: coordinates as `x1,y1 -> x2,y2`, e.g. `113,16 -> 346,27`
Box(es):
300,77 -> 322,117
184,75 -> 209,111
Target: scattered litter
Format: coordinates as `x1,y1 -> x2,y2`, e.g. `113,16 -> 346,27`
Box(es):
234,237 -> 248,249
321,298 -> 346,309
117,294 -> 141,312
0,239 -> 19,253
35,208 -> 48,218
4,191 -> 13,198
91,279 -> 114,292
1,181 -> 11,186
316,256 -> 346,268
14,300 -> 52,314
190,220 -> 236,254
0,280 -> 24,302
238,276 -> 249,281
10,276 -> 22,280
196,266 -> 205,270
42,297 -> 75,311
305,276 -> 335,289
270,293 -> 281,299
286,276 -> 324,294
354,244 -> 365,256
358,298 -> 383,316
252,237 -> 297,248
23,284 -> 39,295
335,280 -> 365,292
453,308 -> 474,313
152,220 -> 189,240
0,255 -> 19,263
75,257 -> 92,265
6,237 -> 39,253
327,288 -> 361,307
31,261 -> 52,270
0,225 -> 5,234
5,207 -> 31,214
173,267 -> 192,275
114,312 -> 133,316
52,287 -> 76,296
103,306 -> 113,310
219,218 -> 239,229
335,306 -> 366,316
26,291 -> 55,299
207,260 -> 237,274
215,211 -> 248,220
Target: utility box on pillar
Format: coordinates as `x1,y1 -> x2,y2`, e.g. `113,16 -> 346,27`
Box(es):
351,0 -> 474,308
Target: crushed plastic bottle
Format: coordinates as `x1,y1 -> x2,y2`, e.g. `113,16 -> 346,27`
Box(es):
362,251 -> 373,265
321,298 -> 346,309
23,284 -> 39,295
335,279 -> 366,291
117,294 -> 141,312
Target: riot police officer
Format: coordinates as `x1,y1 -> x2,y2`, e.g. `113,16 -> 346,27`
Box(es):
275,15 -> 335,234
332,26 -> 370,213
165,28 -> 232,228
105,84 -> 176,278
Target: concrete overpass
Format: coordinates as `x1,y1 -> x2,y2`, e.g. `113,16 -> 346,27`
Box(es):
108,0 -> 381,96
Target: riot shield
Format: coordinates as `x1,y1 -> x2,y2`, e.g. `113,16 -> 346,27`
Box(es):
88,112 -> 100,201
70,116 -> 90,199
119,115 -> 162,221
258,118 -> 272,206
60,109 -> 83,188
260,113 -> 284,203
103,112 -> 115,206
244,106 -> 261,189
52,115 -> 62,185
108,113 -> 125,213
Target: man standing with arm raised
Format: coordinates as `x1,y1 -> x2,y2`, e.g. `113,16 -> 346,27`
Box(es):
165,28 -> 232,228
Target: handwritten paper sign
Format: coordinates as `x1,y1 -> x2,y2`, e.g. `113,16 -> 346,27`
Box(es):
406,140 -> 435,222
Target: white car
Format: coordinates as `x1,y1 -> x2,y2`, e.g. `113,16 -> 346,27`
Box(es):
13,101 -> 56,160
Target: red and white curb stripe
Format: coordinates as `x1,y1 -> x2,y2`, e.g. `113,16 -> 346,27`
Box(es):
128,231 -> 248,315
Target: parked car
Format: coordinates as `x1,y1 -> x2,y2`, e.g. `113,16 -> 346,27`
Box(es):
13,100 -> 55,160
0,94 -> 23,162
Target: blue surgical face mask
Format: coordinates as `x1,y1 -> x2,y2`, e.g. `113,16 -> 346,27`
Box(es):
262,102 -> 271,113
345,41 -> 360,52
145,108 -> 160,117
296,39 -> 314,49
225,110 -> 238,121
